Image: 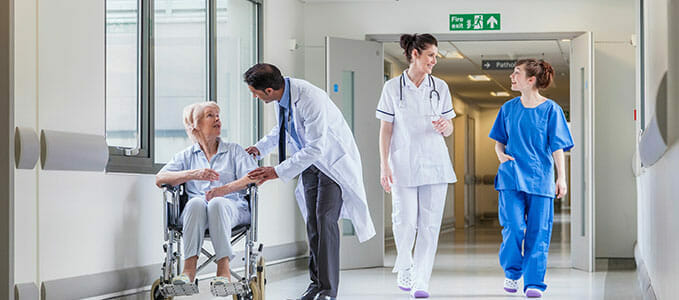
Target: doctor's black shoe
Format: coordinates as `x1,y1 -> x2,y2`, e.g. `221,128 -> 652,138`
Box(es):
296,286 -> 319,300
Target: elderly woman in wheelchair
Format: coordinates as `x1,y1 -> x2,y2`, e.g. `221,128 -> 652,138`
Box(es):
155,102 -> 260,297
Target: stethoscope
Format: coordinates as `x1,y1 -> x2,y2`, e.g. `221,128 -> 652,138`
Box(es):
398,72 -> 441,117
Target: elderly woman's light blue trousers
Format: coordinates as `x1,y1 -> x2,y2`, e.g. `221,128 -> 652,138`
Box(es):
498,190 -> 554,292
181,197 -> 250,262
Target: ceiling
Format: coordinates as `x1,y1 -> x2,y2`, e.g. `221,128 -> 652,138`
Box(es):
384,39 -> 572,108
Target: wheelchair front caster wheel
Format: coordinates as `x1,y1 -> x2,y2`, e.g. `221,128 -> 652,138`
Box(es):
150,279 -> 173,300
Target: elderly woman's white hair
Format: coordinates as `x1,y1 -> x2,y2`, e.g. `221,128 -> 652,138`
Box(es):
183,101 -> 221,142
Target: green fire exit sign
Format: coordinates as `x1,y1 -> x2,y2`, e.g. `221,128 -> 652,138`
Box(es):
450,14 -> 501,31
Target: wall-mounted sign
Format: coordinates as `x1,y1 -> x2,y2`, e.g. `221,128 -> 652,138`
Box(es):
450,14 -> 501,31
482,60 -> 516,70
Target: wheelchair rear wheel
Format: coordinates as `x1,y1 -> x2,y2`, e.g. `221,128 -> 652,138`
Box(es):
150,279 -> 173,300
256,256 -> 266,299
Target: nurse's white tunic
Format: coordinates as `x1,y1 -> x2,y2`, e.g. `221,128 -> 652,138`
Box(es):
376,72 -> 457,187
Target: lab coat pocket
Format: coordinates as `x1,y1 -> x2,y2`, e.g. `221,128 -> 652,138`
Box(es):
495,160 -> 516,191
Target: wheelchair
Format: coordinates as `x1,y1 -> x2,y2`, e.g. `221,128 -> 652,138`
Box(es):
151,183 -> 266,300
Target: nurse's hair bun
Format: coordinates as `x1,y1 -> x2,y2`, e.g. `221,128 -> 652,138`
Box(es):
399,33 -> 438,63
516,58 -> 555,90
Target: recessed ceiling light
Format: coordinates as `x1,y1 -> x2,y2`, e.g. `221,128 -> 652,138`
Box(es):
468,75 -> 491,81
561,39 -> 571,42
491,91 -> 510,97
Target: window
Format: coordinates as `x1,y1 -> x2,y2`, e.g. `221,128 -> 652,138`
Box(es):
105,0 -> 261,173
106,0 -> 140,149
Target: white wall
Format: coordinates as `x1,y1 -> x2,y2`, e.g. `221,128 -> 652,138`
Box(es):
303,0 -> 638,257
636,0 -> 679,299
13,0 -> 306,287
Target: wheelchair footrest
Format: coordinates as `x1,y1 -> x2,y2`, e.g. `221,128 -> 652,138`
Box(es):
161,282 -> 200,297
210,281 -> 246,297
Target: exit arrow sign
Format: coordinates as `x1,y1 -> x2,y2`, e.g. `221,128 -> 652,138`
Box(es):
450,13 -> 501,31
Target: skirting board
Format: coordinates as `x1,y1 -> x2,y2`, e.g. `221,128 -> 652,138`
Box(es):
15,282 -> 39,300
40,241 -> 307,300
634,243 -> 657,300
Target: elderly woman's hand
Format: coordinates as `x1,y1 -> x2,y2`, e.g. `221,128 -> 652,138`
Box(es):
206,185 -> 228,201
192,168 -> 219,181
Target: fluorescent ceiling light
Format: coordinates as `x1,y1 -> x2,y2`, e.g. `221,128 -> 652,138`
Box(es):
468,74 -> 491,81
491,91 -> 510,97
438,49 -> 463,59
561,39 -> 571,42
445,51 -> 464,59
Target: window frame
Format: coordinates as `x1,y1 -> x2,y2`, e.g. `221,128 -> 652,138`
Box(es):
105,0 -> 262,174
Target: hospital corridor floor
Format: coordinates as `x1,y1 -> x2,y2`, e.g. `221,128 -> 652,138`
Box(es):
122,211 -> 641,299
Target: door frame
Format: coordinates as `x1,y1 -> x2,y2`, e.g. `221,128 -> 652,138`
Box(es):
364,31 -> 595,272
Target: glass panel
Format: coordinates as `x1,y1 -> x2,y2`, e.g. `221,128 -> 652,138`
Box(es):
215,0 -> 257,146
341,71 -> 355,132
106,0 -> 139,148
580,67 -> 586,237
340,70 -> 356,236
154,0 -> 208,163
342,219 -> 355,236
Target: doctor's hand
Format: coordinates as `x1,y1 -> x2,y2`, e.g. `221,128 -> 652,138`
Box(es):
555,178 -> 568,199
192,168 -> 220,181
498,153 -> 515,164
248,167 -> 279,185
245,146 -> 261,158
432,118 -> 453,136
380,165 -> 394,193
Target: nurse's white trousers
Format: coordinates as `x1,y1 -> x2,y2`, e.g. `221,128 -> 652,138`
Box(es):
391,183 -> 448,289
181,197 -> 251,262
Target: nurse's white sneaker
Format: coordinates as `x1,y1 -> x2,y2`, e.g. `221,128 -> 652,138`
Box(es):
397,267 -> 414,291
504,278 -> 519,293
525,288 -> 543,298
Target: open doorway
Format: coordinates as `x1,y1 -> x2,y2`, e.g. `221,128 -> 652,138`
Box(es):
381,38 -> 574,270
325,32 -> 596,272
325,32 -> 594,272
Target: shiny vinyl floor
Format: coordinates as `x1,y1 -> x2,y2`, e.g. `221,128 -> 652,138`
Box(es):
123,211 -> 641,300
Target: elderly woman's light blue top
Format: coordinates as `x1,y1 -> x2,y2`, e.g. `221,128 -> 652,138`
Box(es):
160,137 -> 258,201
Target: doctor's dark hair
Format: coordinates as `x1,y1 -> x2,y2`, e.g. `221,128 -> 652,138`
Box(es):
400,33 -> 438,63
243,63 -> 285,91
515,58 -> 555,90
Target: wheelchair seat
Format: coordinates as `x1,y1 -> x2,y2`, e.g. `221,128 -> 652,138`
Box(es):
166,183 -> 252,240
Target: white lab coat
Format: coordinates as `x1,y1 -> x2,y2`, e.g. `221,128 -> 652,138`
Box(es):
254,78 -> 376,243
376,72 -> 457,187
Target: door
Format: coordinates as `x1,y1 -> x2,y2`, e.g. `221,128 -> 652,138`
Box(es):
464,116 -> 476,227
326,36 -> 384,269
570,32 -> 595,272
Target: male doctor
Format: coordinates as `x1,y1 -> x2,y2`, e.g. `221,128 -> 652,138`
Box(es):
243,63 -> 376,300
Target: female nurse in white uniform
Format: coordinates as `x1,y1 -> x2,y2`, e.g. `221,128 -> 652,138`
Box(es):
376,33 -> 457,299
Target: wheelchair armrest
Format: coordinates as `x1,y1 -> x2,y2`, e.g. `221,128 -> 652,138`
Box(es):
160,184 -> 178,192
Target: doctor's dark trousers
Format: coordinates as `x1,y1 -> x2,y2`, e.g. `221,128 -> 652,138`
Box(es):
302,165 -> 344,298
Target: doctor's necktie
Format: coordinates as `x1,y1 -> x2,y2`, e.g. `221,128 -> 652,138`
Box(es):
278,106 -> 286,163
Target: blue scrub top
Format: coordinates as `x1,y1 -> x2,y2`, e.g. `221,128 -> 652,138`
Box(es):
159,137 -> 258,201
489,97 -> 574,198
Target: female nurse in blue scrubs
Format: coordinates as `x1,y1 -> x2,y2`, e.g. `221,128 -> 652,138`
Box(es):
489,59 -> 574,298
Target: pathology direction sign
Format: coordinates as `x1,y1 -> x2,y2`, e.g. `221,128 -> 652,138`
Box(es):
482,60 -> 516,70
450,14 -> 501,31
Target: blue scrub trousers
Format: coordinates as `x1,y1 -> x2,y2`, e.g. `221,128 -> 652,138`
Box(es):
498,190 -> 554,292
